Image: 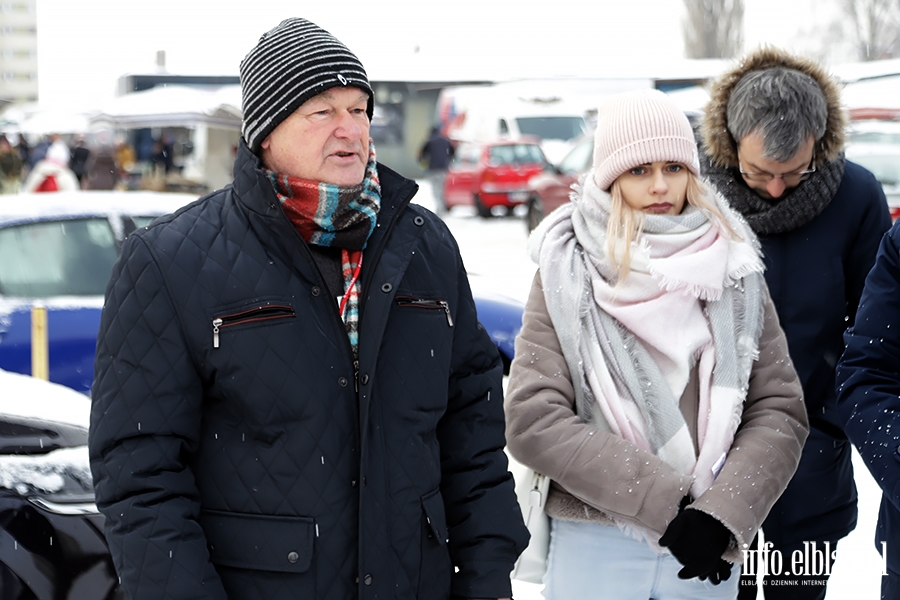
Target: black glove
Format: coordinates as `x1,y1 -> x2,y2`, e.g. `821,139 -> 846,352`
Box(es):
698,558 -> 733,584
658,507 -> 733,583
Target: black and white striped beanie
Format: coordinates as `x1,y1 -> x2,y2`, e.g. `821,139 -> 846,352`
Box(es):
240,18 -> 374,154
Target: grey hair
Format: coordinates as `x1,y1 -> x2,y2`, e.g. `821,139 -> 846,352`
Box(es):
725,67 -> 828,162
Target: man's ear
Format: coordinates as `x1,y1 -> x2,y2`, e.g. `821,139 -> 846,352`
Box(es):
260,137 -> 270,151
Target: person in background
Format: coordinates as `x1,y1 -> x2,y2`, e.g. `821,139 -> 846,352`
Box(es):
20,139 -> 79,192
505,88 -> 807,599
698,46 -> 892,599
83,146 -> 120,190
418,124 -> 455,211
836,219 -> 900,600
0,134 -> 23,194
113,138 -> 136,189
89,17 -> 527,600
68,134 -> 91,186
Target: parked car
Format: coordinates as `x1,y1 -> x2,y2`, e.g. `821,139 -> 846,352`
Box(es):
0,191 -> 525,395
443,139 -> 548,218
524,134 -> 593,231
845,142 -> 900,220
0,367 -> 124,598
0,191 -> 197,394
467,282 -> 523,375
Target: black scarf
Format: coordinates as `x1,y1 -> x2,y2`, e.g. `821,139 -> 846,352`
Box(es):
702,153 -> 845,236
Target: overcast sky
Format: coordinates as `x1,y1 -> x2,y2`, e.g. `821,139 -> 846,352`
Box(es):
36,0 -> 842,108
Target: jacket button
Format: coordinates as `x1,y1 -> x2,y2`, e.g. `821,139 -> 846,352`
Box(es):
364,574 -> 373,585
381,283 -> 393,293
360,374 -> 369,385
351,479 -> 358,488
311,286 -> 321,297
414,216 -> 424,226
287,551 -> 299,563
338,377 -> 348,387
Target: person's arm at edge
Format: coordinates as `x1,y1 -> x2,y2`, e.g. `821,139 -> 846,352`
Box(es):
837,222 -> 900,512
89,234 -> 226,600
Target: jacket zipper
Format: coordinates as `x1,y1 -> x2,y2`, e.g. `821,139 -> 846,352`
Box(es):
211,304 -> 295,348
394,296 -> 454,327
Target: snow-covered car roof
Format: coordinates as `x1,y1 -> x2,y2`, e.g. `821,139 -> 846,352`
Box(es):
0,368 -> 90,429
0,190 -> 198,228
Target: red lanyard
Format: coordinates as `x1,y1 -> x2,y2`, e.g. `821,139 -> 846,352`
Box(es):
339,252 -> 364,319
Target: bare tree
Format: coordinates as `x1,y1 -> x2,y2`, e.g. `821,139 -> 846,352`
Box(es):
682,0 -> 745,59
841,0 -> 900,60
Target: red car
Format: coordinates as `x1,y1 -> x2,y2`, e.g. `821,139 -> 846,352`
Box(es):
442,139 -> 548,218
524,134 -> 593,231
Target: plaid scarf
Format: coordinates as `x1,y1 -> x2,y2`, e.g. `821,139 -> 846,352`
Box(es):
267,141 -> 381,355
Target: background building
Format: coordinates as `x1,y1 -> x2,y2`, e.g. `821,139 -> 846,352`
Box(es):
0,0 -> 37,108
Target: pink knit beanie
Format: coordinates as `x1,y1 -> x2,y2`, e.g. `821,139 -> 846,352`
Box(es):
592,88 -> 700,191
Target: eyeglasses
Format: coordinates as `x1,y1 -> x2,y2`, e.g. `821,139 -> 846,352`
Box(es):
739,150 -> 816,184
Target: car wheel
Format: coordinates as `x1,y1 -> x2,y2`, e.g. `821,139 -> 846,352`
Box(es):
473,194 -> 492,219
526,196 -> 545,232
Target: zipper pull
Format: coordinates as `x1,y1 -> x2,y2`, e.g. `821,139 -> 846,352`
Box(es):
439,301 -> 453,327
212,318 -> 222,349
353,360 -> 360,392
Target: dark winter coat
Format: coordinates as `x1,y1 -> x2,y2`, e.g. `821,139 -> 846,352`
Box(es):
418,129 -> 455,171
699,47 -> 892,548
89,140 -> 528,600
837,221 -> 900,574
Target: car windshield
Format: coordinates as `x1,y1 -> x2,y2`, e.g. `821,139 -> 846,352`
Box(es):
488,144 -> 546,166
0,218 -> 119,297
515,116 -> 586,141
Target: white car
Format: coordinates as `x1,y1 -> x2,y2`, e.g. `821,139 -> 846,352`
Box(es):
845,141 -> 900,221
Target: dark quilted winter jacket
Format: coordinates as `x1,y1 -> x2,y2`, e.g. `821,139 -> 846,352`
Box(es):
89,141 -> 528,600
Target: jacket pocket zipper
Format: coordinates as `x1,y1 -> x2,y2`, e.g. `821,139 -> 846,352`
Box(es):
395,296 -> 453,327
211,304 -> 296,348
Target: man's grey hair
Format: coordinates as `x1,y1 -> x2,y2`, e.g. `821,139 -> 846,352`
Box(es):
726,67 -> 828,163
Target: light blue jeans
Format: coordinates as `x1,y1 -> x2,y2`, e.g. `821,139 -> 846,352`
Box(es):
542,518 -> 739,600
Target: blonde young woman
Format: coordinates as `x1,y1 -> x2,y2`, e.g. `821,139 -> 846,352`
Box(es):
504,89 -> 809,599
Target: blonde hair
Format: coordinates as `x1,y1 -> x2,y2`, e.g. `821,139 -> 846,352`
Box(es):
605,171 -> 736,280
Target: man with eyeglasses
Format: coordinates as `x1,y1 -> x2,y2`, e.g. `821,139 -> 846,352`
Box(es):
698,47 -> 891,600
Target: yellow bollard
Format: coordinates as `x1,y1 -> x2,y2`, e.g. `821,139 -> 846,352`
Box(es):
31,306 -> 49,380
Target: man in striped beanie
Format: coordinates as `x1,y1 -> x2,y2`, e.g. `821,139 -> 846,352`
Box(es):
89,16 -> 528,600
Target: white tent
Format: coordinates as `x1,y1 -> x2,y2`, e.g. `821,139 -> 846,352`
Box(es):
89,85 -> 241,130
86,85 -> 242,191
0,107 -> 92,136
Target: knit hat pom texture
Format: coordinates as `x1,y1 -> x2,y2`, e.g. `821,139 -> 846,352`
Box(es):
592,88 -> 700,191
240,18 -> 374,154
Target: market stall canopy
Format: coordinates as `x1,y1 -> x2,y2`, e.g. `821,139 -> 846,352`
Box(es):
89,85 -> 242,130
0,107 -> 92,135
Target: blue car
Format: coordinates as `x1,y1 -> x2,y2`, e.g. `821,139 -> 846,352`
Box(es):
0,192 -> 196,394
0,191 -> 523,395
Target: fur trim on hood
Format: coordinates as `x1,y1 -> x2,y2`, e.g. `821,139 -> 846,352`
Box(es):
700,46 -> 846,169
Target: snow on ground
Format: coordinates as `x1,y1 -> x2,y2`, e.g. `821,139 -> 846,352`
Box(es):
411,179 -> 886,599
